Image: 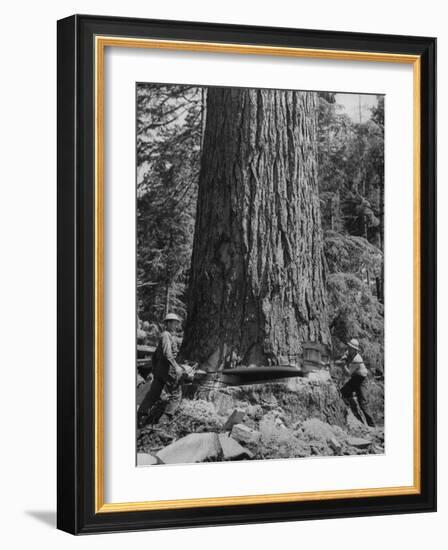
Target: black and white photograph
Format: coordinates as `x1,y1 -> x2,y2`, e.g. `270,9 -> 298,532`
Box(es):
0,0 -> 440,542
135,83 -> 385,465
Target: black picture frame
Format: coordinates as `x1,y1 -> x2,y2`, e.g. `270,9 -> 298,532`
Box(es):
57,14 -> 436,535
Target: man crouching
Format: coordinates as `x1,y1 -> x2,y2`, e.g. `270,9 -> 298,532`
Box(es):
137,313 -> 184,428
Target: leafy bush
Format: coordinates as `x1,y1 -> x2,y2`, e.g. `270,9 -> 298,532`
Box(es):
324,231 -> 384,374
324,230 -> 382,277
327,272 -> 383,373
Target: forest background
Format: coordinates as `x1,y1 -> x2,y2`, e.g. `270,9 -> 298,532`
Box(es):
136,84 -> 385,375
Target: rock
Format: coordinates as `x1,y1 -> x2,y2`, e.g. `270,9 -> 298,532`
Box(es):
284,376 -> 307,392
346,410 -> 370,436
154,430 -> 175,443
177,399 -> 222,432
222,408 -> 246,432
273,410 -> 287,422
245,404 -> 264,421
302,418 -> 337,442
293,427 -> 304,439
260,413 -> 292,444
259,394 -> 278,409
300,418 -> 349,455
331,424 -> 347,439
156,432 -> 220,464
273,379 -> 347,427
214,392 -> 236,415
218,434 -> 253,460
137,453 -> 158,466
231,423 -> 261,445
346,436 -> 371,449
328,437 -> 343,452
306,370 -> 331,383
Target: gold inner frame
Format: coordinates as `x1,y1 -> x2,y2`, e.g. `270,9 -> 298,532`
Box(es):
94,36 -> 421,514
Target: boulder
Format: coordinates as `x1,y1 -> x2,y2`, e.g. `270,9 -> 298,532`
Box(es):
156,432 -> 220,464
328,437 -> 343,453
346,410 -> 370,436
272,379 -> 348,427
214,392 -> 236,415
260,413 -> 292,444
231,424 -> 261,445
218,434 -> 253,460
222,408 -> 246,432
300,418 -> 349,455
302,418 -> 337,442
306,370 -> 331,384
137,453 -> 158,466
346,436 -> 371,449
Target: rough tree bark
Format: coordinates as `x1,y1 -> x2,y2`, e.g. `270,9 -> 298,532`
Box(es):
182,87 -> 330,370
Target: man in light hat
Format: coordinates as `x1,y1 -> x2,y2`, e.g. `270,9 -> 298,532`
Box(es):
335,338 -> 376,427
137,313 -> 185,428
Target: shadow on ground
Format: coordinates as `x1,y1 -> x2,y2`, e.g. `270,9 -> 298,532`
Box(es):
26,510 -> 56,528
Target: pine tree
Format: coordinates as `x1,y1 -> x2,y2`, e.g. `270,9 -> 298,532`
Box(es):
181,87 -> 330,369
136,84 -> 202,324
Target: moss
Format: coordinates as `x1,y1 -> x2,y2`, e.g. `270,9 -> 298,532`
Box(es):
324,230 -> 382,276
323,231 -> 384,374
326,272 -> 384,373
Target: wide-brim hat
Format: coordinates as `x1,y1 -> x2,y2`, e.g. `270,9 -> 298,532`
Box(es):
347,338 -> 360,351
164,313 -> 182,323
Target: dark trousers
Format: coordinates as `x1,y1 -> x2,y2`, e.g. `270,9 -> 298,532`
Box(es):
341,374 -> 376,427
138,366 -> 182,423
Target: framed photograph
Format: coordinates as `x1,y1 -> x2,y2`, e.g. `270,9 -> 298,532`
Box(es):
57,14 -> 436,534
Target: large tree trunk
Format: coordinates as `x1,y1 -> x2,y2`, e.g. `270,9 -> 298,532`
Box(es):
182,87 -> 329,370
